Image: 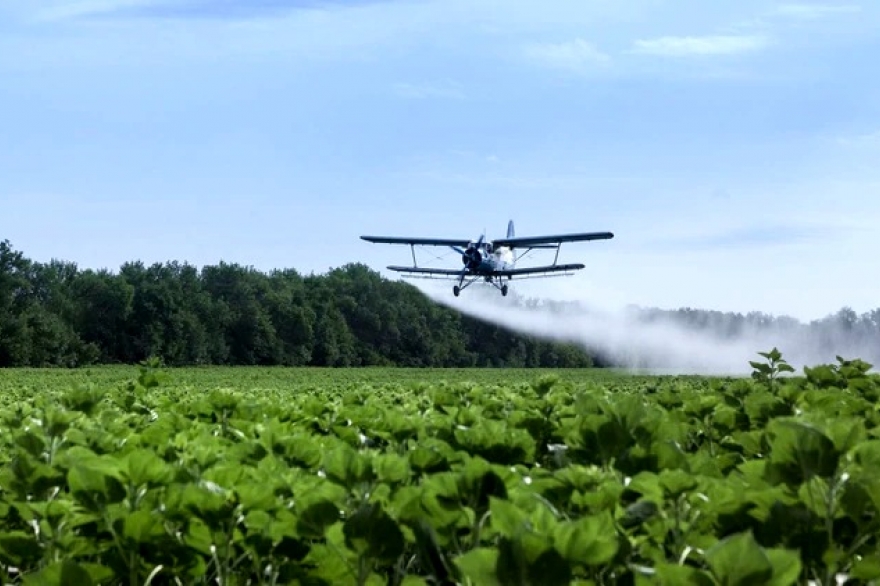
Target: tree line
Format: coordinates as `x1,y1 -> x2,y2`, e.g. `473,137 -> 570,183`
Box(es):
0,240 -> 596,368
2,239 -> 876,368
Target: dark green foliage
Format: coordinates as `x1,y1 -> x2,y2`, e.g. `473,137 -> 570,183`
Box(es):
0,240 -> 594,368
4,357 -> 880,584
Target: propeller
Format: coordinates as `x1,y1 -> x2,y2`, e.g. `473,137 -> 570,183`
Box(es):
450,233 -> 485,270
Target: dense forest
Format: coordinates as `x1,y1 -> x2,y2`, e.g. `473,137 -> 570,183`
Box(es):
1,239 -> 876,368
0,240 -> 597,368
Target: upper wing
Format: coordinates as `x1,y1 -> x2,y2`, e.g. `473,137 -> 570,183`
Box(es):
495,263 -> 585,276
361,236 -> 471,247
492,231 -> 614,248
386,265 -> 463,276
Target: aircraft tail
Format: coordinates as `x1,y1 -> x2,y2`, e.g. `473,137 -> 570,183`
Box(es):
507,220 -> 515,239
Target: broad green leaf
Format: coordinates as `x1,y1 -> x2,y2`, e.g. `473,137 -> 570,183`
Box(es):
839,476 -> 878,519
528,500 -> 560,534
297,500 -> 341,539
244,508 -> 273,536
409,447 -> 447,473
14,430 -> 46,458
654,440 -> 690,471
765,548 -> 802,586
852,440 -> 880,469
324,445 -> 373,487
123,509 -> 165,543
121,449 -> 173,487
659,468 -> 697,497
489,496 -> 527,537
765,420 -> 840,485
455,548 -> 499,586
704,531 -> 774,586
184,518 -> 214,555
22,559 -> 94,586
0,531 -> 41,567
553,511 -> 619,566
79,564 -> 115,584
342,503 -> 404,563
374,453 -> 411,484
42,407 -> 78,438
750,362 -> 773,375
823,417 -> 866,453
626,472 -> 664,503
67,463 -> 125,510
235,481 -> 276,511
653,563 -> 716,585
850,555 -> 880,580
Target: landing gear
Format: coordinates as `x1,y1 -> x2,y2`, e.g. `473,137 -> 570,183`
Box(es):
450,275 -> 510,297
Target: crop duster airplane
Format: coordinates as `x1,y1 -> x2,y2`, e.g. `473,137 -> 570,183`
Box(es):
361,220 -> 614,297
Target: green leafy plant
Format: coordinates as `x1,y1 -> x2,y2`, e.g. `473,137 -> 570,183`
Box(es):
750,347 -> 795,388
0,356 -> 878,584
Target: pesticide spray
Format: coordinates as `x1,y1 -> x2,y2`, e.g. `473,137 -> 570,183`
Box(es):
418,282 -> 879,375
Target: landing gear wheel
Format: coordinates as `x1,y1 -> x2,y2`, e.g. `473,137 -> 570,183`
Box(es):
501,285 -> 508,296
453,286 -> 460,297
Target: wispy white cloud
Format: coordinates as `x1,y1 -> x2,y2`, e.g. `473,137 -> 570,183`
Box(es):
523,38 -> 610,73
32,0 -> 162,22
392,80 -> 465,100
835,130 -> 880,147
630,34 -> 769,57
648,222 -> 842,252
771,3 -> 862,20
29,0 -> 395,22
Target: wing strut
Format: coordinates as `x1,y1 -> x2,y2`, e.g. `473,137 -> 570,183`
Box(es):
553,243 -> 561,265
411,244 -> 417,267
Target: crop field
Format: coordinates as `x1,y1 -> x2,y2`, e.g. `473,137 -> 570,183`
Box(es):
1,351 -> 880,585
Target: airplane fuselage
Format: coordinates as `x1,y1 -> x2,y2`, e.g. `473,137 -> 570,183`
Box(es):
464,241 -> 515,276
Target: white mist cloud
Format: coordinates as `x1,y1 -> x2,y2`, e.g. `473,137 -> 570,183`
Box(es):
419,283 -> 878,375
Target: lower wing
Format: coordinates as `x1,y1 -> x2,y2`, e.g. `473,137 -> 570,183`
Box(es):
495,263 -> 585,276
385,264 -> 585,278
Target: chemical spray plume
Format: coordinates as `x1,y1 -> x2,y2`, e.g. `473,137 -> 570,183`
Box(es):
418,283 -> 879,375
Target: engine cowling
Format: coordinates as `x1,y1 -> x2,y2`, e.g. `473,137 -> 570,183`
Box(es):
462,246 -> 482,269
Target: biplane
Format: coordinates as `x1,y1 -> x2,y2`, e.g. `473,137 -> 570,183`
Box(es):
361,220 -> 614,296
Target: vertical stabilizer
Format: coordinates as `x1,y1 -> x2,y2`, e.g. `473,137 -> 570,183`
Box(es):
507,220 -> 515,238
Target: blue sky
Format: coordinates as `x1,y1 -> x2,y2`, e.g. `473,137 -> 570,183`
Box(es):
1,0 -> 879,321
